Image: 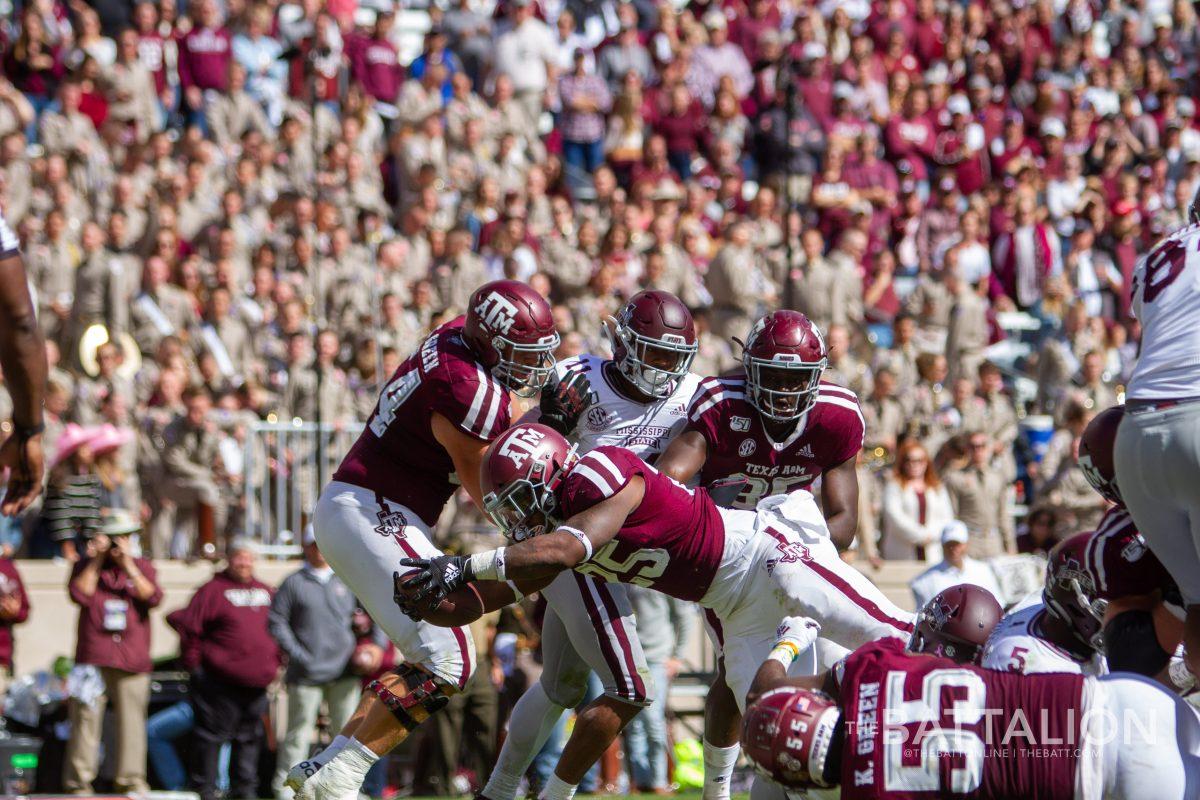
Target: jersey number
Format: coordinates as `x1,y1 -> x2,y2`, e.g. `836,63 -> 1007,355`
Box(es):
1137,237 -> 1190,304
733,474 -> 813,509
575,541 -> 670,588
883,669 -> 986,794
370,369 -> 421,437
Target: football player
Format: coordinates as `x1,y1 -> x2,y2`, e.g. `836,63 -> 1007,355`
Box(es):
288,281 -> 558,800
739,633 -> 1200,799
1114,188 -> 1200,684
396,422 -> 914,799
980,533 -> 1109,677
908,583 -> 1003,665
478,290 -> 702,800
655,309 -> 864,798
1077,406 -> 1192,694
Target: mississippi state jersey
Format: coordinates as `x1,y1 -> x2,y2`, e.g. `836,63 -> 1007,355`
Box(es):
1127,223 -> 1200,399
0,210 -> 18,257
684,377 -> 864,508
554,354 -> 699,458
1085,505 -> 1178,603
559,446 -> 726,601
981,594 -> 1107,676
838,638 -> 1086,799
333,317 -> 511,526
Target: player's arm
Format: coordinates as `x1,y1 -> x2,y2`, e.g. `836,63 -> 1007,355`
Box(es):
432,411 -> 490,510
656,430 -> 709,485
821,457 -> 859,551
744,617 -> 835,707
399,477 -> 646,604
0,245 -> 47,515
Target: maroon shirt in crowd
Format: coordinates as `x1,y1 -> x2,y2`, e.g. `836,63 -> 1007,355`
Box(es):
2,43 -> 65,96
167,569 -> 280,688
347,33 -> 404,103
653,105 -> 706,157
0,560 -> 30,670
177,25 -> 231,91
69,557 -> 163,674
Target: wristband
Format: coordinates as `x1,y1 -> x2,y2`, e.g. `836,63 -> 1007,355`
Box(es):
468,548 -> 507,582
559,526 -> 593,562
1169,657 -> 1196,694
767,641 -> 801,668
12,421 -> 44,438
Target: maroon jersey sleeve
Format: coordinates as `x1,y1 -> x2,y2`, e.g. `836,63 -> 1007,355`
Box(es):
560,446 -> 643,518
683,376 -> 740,446
812,384 -> 865,467
1086,506 -> 1177,601
427,345 -> 512,441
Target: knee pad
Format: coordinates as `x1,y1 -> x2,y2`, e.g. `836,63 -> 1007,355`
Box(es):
541,669 -> 589,709
1104,610 -> 1171,677
366,664 -> 454,732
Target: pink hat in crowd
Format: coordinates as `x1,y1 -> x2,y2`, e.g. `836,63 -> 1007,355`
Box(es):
52,423 -> 101,468
90,424 -> 134,456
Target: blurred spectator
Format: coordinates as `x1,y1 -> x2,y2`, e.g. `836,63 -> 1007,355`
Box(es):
0,555 -> 29,695
168,538 -> 280,800
909,521 -> 1003,608
879,441 -> 954,563
161,387 -> 225,557
559,49 -> 612,176
942,431 -> 1015,558
1016,505 -> 1060,557
64,509 -> 162,794
269,526 -> 360,800
39,423 -> 103,561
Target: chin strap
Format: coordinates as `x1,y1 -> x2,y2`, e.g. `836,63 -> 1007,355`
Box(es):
366,664 -> 454,732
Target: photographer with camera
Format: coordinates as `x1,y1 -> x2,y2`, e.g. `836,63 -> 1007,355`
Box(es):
63,509 -> 163,795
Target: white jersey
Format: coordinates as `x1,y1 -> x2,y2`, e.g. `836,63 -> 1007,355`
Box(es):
554,354 -> 701,458
981,593 -> 1108,676
0,210 -> 18,256
1127,222 -> 1200,399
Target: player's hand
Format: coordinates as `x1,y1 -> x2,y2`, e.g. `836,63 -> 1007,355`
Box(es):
393,570 -> 435,620
775,616 -> 821,654
397,555 -> 473,607
0,432 -> 44,516
538,370 -> 596,435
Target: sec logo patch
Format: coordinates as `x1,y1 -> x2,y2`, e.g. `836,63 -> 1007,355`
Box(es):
738,438 -> 757,457
585,406 -> 613,432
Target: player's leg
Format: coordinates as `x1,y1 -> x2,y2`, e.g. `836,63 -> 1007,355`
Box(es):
772,533 -> 915,648
481,602 -> 585,800
698,611 -> 742,800
536,574 -> 652,800
297,483 -> 474,800
1099,674 -> 1200,799
1115,408 -> 1200,681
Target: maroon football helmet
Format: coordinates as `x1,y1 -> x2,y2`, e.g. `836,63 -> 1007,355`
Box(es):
480,423 -> 578,542
1044,532 -> 1108,652
463,280 -> 559,397
1078,405 -> 1123,505
738,311 -> 828,421
609,290 -> 698,398
909,583 -> 1003,665
742,687 -> 841,790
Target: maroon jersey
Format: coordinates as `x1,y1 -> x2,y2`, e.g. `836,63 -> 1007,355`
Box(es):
559,446 -> 726,602
1085,505 -> 1177,602
333,317 -> 511,526
838,638 -> 1084,800
684,377 -> 864,508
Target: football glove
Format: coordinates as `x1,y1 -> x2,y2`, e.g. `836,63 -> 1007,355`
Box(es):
775,616 -> 821,654
539,369 -> 597,435
398,555 -> 474,608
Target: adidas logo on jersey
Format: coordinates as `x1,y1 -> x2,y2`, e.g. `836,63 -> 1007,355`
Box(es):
798,444 -> 815,459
